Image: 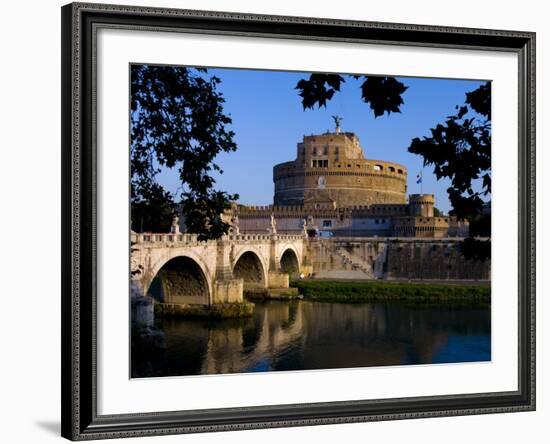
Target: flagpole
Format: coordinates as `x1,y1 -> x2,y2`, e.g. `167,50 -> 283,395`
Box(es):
416,170 -> 423,195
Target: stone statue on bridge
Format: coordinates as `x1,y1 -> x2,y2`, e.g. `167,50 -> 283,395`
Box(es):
231,215 -> 240,235
170,213 -> 180,234
301,219 -> 308,238
268,213 -> 277,234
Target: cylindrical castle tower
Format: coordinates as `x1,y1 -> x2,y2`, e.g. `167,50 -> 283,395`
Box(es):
408,194 -> 435,217
273,131 -> 408,208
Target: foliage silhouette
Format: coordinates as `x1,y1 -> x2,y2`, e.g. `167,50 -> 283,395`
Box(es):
130,65 -> 238,239
408,82 -> 491,261
296,73 -> 407,117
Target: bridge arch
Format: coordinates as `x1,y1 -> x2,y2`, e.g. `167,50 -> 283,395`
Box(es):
233,250 -> 267,289
146,253 -> 212,305
280,247 -> 300,277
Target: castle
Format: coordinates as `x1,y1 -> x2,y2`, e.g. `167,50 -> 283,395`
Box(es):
231,123 -> 468,238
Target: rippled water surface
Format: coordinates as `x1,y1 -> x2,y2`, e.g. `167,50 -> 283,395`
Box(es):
132,300 -> 490,378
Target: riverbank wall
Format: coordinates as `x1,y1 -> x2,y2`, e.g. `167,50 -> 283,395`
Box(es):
308,237 -> 490,281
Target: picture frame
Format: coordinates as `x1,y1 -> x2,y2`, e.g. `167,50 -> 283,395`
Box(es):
61,2 -> 535,440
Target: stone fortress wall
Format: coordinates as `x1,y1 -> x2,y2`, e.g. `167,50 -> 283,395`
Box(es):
238,128 -> 472,239
233,194 -> 469,239
273,132 -> 408,207
309,238 -> 490,281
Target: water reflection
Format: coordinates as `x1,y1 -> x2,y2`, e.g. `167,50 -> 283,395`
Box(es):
131,300 -> 490,378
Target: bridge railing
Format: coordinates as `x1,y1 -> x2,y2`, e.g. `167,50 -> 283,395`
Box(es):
131,232 -> 304,245
131,233 -> 203,245
227,233 -> 303,242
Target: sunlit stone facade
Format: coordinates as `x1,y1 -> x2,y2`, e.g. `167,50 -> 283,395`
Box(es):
273,132 -> 408,207
234,130 -> 469,238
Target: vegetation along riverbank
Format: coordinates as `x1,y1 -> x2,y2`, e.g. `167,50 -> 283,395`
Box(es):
291,280 -> 490,307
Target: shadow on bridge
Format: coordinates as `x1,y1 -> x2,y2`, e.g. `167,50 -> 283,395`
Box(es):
280,248 -> 300,278
233,251 -> 266,290
148,256 -> 210,305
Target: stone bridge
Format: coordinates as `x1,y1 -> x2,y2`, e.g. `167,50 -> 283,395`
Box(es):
131,232 -> 306,305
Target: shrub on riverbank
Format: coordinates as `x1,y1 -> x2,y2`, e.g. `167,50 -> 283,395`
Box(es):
291,280 -> 490,307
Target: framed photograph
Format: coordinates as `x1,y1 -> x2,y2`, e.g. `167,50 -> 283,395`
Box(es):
61,2 -> 535,440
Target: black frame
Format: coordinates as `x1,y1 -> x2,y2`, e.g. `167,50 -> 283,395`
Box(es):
61,2 -> 536,440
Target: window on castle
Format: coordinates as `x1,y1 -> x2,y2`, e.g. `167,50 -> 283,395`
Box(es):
323,220 -> 332,227
373,164 -> 382,171
398,169 -> 403,174
389,166 -> 395,173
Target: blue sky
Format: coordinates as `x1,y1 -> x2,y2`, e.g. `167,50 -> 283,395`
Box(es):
156,67 -> 487,214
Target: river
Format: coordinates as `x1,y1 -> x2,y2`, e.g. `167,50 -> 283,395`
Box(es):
131,299 -> 490,378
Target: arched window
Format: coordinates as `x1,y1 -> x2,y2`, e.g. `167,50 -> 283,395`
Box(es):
389,166 -> 395,173
373,164 -> 383,171
398,169 -> 403,174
